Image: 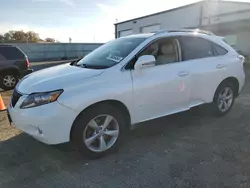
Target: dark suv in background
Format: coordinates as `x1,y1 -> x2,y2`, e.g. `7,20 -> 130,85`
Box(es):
0,45 -> 33,90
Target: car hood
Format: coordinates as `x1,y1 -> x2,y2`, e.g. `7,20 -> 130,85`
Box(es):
16,63 -> 104,94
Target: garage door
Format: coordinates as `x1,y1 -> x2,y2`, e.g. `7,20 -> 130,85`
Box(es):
141,24 -> 160,33
119,29 -> 133,37
224,35 -> 238,46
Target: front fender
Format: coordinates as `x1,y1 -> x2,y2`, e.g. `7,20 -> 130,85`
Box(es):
57,74 -> 135,123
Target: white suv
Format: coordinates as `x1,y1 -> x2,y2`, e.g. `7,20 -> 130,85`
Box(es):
8,29 -> 245,158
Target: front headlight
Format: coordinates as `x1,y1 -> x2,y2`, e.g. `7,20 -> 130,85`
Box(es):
20,90 -> 63,109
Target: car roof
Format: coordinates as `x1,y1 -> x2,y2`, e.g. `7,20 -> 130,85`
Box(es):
154,28 -> 215,36
121,28 -> 234,53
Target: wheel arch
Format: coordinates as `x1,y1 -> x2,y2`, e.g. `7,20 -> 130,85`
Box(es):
214,77 -> 240,100
70,99 -> 131,141
0,67 -> 20,76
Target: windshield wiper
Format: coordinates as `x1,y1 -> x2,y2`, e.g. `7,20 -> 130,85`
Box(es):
80,64 -> 109,69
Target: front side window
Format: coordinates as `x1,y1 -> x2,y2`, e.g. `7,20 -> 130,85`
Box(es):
76,37 -> 146,69
138,38 -> 179,65
179,36 -> 213,61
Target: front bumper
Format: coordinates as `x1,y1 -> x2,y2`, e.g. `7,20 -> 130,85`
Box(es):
8,94 -> 78,145
19,69 -> 33,78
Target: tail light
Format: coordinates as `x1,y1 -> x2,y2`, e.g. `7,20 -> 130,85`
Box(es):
25,57 -> 30,68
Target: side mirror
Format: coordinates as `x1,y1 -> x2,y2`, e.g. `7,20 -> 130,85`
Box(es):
70,60 -> 76,65
134,55 -> 156,70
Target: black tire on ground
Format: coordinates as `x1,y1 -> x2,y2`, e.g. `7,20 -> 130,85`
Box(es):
71,104 -> 127,159
211,81 -> 236,116
0,72 -> 18,91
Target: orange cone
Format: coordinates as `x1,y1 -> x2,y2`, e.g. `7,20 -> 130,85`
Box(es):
0,94 -> 6,111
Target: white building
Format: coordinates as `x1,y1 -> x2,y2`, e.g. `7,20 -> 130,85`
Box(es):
114,0 -> 250,56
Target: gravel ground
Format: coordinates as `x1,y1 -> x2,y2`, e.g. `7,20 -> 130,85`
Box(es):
1,66 -> 250,188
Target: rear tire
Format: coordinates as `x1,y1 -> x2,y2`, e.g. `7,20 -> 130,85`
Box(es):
0,72 -> 18,90
71,104 -> 126,159
211,82 -> 235,116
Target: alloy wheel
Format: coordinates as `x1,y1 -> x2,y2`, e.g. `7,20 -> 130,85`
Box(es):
217,87 -> 234,112
83,114 -> 120,153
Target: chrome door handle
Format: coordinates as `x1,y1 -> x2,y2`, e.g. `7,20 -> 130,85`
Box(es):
216,64 -> 226,69
178,71 -> 189,77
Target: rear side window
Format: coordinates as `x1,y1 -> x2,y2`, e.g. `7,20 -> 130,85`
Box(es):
0,47 -> 24,60
179,36 -> 213,61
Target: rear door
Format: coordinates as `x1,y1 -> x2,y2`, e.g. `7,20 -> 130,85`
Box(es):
178,36 -> 229,106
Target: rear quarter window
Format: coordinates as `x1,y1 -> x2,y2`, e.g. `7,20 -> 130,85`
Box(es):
0,47 -> 25,60
212,43 -> 228,56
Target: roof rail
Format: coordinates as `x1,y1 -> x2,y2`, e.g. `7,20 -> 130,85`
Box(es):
154,28 -> 215,35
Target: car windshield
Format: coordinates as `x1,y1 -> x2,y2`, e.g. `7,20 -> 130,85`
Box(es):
76,37 -> 146,69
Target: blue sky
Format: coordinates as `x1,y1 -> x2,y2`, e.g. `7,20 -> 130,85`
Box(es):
0,0 -> 248,42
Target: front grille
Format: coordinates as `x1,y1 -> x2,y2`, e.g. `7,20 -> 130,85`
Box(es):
11,90 -> 22,107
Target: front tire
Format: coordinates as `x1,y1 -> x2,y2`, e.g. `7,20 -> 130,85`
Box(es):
71,104 -> 126,158
212,82 -> 235,116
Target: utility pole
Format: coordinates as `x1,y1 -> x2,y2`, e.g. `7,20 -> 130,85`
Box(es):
200,0 -> 213,28
207,0 -> 213,25
115,18 -> 118,39
199,1 -> 203,27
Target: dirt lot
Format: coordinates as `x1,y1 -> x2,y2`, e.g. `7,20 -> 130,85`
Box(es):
1,67 -> 250,187
0,91 -> 21,142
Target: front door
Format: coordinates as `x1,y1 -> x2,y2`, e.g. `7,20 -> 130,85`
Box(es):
131,38 -> 190,123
